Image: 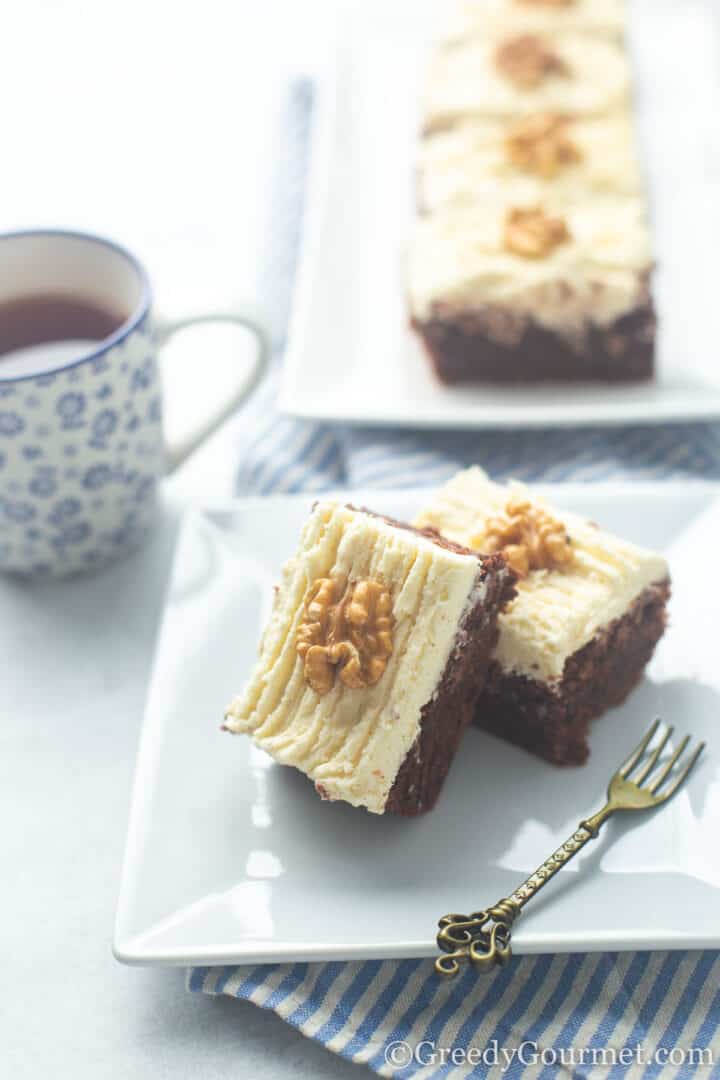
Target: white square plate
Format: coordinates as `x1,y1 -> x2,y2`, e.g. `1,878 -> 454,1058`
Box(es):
115,484 -> 720,966
278,0 -> 720,430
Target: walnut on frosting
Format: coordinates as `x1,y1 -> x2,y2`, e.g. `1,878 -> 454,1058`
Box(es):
296,577 -> 394,695
504,206 -> 571,258
495,33 -> 569,90
505,113 -> 582,179
472,497 -> 573,578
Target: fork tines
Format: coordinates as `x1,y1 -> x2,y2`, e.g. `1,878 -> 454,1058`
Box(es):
619,718 -> 705,801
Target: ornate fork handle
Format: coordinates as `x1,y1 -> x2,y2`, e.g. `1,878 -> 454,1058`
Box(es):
435,722 -> 706,977
435,806 -> 610,977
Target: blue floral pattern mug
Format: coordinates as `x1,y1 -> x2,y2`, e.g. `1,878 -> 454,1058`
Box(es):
0,230 -> 267,577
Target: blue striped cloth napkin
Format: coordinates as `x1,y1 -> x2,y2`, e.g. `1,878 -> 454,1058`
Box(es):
188,84 -> 720,1077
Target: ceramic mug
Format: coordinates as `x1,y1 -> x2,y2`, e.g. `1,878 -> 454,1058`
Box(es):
0,229 -> 267,577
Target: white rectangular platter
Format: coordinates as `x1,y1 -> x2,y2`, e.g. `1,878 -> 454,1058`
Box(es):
115,484 -> 720,965
278,0 -> 720,429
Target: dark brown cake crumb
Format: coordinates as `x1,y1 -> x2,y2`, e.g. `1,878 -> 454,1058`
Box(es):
475,579 -> 670,765
386,552 -> 517,814
412,297 -> 656,384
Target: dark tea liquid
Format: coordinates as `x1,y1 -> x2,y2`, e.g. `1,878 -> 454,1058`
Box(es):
0,294 -> 125,377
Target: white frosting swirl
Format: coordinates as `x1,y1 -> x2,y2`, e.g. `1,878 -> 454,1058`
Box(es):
418,114 -> 643,213
408,195 -> 652,336
438,0 -> 627,44
415,468 -> 669,683
423,33 -> 631,131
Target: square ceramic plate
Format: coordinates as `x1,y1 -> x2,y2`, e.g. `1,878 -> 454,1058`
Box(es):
115,484 -> 720,966
278,0 -> 720,430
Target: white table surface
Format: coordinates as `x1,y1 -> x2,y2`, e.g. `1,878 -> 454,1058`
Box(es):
2,496 -> 366,1079
0,0 -> 374,1074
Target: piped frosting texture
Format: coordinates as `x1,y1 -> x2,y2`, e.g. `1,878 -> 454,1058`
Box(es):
225,501 -> 484,814
408,196 -> 652,336
418,113 -> 643,213
438,0 -> 627,44
423,33 -> 630,131
414,468 -> 668,683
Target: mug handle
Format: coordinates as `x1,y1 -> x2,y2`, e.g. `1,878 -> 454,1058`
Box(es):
155,309 -> 269,472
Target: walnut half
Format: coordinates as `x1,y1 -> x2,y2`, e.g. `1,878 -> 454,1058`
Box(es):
296,577 -> 394,696
472,497 -> 573,578
495,33 -> 569,90
504,206 -> 571,259
505,113 -> 582,179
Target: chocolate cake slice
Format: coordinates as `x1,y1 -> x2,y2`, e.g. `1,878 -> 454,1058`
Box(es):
224,500 -> 516,814
410,2 -> 653,386
408,197 -> 655,384
415,468 -> 670,765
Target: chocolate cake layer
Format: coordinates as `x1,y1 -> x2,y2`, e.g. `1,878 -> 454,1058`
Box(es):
476,579 -> 670,765
413,299 -> 656,385
386,552 -> 516,814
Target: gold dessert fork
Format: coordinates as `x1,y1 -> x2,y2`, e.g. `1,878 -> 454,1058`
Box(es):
436,720 -> 706,978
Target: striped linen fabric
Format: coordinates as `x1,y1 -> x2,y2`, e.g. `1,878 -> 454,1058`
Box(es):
188,84 -> 720,1077
235,364 -> 720,494
190,953 -> 720,1078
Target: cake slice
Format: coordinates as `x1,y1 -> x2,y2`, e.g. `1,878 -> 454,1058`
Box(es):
422,31 -> 630,133
224,500 -> 516,814
415,468 -> 670,765
408,196 -> 654,383
438,0 -> 626,46
417,112 -> 643,214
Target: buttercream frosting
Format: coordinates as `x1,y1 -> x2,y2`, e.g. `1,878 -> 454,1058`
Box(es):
437,0 -> 626,44
414,468 -> 668,683
408,195 -> 652,338
418,113 -> 643,213
423,32 -> 630,131
225,502 -> 485,814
